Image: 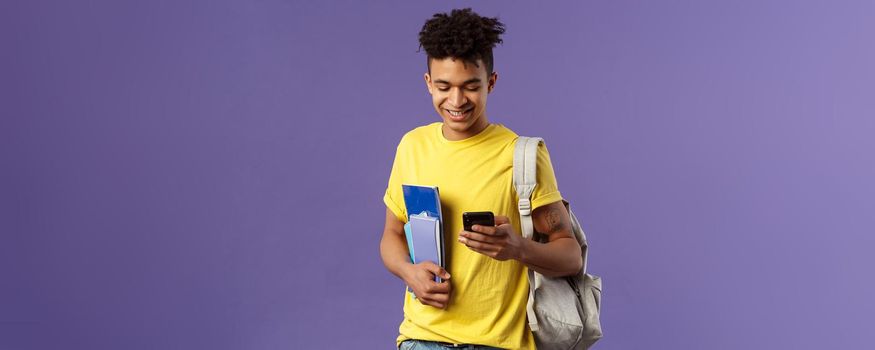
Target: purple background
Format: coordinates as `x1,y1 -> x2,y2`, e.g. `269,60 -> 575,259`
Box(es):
3,1 -> 874,349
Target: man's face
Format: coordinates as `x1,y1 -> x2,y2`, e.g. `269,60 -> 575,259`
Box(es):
425,57 -> 498,141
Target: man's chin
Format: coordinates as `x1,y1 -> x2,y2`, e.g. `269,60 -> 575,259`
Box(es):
442,118 -> 471,130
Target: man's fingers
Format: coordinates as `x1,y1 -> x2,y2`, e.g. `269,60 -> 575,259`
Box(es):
428,289 -> 450,302
430,281 -> 451,294
418,283 -> 451,309
471,224 -> 507,237
460,231 -> 497,243
461,238 -> 484,250
462,239 -> 498,254
471,225 -> 496,235
420,261 -> 451,279
417,296 -> 446,309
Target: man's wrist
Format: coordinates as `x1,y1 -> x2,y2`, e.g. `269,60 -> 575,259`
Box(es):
516,237 -> 532,264
397,261 -> 415,282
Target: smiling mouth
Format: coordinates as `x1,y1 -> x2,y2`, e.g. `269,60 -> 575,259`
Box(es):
445,108 -> 472,120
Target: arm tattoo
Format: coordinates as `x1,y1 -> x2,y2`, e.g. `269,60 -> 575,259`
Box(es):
546,208 -> 568,234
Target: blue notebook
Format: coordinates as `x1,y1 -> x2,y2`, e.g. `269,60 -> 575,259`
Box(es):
402,184 -> 443,222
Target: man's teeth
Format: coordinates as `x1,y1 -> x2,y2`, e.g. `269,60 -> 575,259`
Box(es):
448,109 -> 466,116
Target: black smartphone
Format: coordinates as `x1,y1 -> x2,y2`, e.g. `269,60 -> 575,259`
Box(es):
463,211 -> 495,232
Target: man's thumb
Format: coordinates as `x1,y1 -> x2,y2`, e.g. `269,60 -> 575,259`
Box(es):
424,262 -> 450,279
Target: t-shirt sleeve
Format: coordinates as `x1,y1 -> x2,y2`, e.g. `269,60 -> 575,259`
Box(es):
383,139 -> 408,223
530,141 -> 564,211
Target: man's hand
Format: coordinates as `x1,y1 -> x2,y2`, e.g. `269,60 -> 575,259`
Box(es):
402,261 -> 452,309
458,215 -> 524,261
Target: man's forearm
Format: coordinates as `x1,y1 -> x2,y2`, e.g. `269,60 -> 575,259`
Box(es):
380,230 -> 413,280
518,237 -> 582,278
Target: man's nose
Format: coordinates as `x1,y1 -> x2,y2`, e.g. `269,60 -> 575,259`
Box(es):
448,88 -> 467,107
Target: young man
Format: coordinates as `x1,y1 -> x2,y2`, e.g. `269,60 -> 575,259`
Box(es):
380,8 -> 582,349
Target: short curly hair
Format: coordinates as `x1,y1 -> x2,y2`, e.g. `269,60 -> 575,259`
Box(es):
418,8 -> 506,75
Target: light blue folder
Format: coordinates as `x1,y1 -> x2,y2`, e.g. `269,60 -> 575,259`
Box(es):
404,222 -> 415,263
403,214 -> 442,297
409,213 -> 441,277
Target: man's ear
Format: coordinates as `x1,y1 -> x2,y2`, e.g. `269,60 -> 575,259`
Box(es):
424,72 -> 434,94
488,72 -> 498,93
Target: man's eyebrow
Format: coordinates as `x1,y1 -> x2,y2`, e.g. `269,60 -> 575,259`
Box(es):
433,78 -> 482,85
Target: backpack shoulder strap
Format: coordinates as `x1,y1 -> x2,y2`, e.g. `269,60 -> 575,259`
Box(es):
513,136 -> 543,332
513,136 -> 543,240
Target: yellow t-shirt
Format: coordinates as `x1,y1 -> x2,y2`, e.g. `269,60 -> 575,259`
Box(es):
384,122 -> 563,349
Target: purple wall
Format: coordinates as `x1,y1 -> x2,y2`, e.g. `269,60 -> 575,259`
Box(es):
3,1 -> 874,349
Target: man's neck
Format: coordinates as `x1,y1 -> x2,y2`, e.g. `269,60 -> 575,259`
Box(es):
442,118 -> 490,141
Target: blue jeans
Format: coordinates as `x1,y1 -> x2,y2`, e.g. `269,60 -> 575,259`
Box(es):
399,339 -> 504,350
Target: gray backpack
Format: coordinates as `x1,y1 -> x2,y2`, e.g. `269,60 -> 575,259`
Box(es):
513,136 -> 603,350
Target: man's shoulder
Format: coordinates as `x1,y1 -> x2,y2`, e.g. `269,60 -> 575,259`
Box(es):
492,123 -> 520,141
394,122 -> 440,145
404,122 -> 440,139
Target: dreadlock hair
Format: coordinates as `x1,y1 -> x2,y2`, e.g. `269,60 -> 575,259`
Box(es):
418,8 -> 506,75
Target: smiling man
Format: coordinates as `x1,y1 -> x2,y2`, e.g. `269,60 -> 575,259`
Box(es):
380,8 -> 582,350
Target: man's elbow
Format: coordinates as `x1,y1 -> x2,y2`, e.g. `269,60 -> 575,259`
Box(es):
559,243 -> 584,277
540,261 -> 581,278
570,254 -> 583,276
542,247 -> 583,278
